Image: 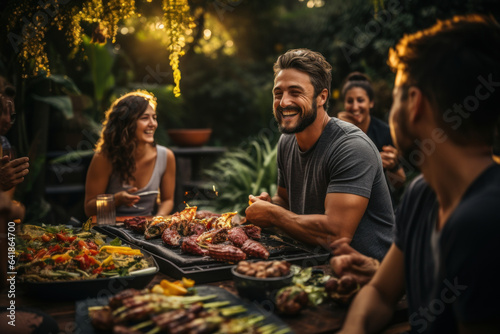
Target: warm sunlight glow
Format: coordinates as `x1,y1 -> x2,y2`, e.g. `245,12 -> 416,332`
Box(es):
203,29 -> 212,40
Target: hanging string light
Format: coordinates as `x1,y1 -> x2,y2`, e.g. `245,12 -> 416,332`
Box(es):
6,0 -> 195,96
162,0 -> 196,97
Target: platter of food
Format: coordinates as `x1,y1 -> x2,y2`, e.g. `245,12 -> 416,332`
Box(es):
94,207 -> 330,282
75,284 -> 293,333
15,223 -> 159,300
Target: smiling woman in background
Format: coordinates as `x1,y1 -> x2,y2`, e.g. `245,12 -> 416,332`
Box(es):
84,90 -> 176,217
337,72 -> 406,207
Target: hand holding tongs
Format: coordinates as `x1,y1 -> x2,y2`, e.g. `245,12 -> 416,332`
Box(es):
135,190 -> 159,197
132,190 -> 159,210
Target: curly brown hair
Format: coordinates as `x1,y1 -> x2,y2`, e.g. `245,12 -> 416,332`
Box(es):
95,90 -> 157,183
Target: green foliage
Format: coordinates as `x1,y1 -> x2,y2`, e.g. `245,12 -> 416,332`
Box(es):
31,94 -> 73,119
82,35 -> 116,116
204,136 -> 278,215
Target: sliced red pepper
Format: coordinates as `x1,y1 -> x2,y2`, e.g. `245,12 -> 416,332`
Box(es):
67,236 -> 77,243
85,254 -> 99,266
41,234 -> 51,242
54,253 -> 71,263
56,233 -> 68,242
77,240 -> 87,250
34,249 -> 47,259
74,254 -> 99,270
92,267 -> 103,274
47,244 -> 61,255
86,241 -> 98,250
73,255 -> 89,270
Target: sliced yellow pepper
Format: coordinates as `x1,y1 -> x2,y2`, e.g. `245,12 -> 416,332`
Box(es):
182,277 -> 195,288
160,279 -> 188,296
151,284 -> 165,294
99,246 -> 142,256
52,253 -> 72,263
101,255 -> 114,267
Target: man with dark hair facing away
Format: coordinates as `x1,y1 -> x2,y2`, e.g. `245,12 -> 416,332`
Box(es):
336,14 -> 500,333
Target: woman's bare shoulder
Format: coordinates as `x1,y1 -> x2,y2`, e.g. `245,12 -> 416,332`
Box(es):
165,147 -> 176,161
90,151 -> 112,169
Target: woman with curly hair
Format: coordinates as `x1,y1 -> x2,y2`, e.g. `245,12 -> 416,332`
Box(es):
84,90 -> 176,217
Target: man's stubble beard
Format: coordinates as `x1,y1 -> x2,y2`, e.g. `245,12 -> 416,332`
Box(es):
276,99 -> 318,134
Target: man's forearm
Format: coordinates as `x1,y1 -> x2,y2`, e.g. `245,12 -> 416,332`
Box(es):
271,194 -> 288,209
265,205 -> 339,246
340,285 -> 396,334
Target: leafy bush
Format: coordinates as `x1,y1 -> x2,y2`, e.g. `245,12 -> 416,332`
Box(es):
204,136 -> 277,215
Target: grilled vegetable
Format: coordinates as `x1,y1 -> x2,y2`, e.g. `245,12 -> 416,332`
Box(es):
275,286 -> 309,315
324,275 -> 361,305
100,246 -> 142,256
196,228 -> 228,244
144,216 -> 172,240
15,224 -> 153,282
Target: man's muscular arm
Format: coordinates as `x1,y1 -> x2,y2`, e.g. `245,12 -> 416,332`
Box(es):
245,190 -> 368,246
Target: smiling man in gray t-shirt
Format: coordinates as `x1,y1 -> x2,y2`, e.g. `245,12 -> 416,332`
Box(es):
245,49 -> 394,260
277,117 -> 393,260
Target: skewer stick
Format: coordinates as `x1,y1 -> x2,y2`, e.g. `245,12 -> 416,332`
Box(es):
220,305 -> 247,317
131,320 -> 154,331
203,301 -> 231,309
146,326 -> 161,334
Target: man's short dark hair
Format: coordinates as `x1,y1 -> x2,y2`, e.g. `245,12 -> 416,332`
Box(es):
274,48 -> 332,110
388,14 -> 500,146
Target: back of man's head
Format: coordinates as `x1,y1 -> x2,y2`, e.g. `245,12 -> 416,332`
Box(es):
274,49 -> 332,110
388,14 -> 500,146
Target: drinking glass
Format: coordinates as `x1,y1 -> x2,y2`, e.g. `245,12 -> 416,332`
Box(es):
96,194 -> 116,225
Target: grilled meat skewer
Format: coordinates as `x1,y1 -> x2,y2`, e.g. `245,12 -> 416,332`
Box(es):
181,236 -> 208,256
162,228 -> 182,247
242,224 -> 262,240
208,244 -> 247,262
228,227 -> 248,247
144,216 -> 172,239
240,239 -> 270,259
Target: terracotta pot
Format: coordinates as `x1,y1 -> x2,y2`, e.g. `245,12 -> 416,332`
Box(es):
167,129 -> 212,147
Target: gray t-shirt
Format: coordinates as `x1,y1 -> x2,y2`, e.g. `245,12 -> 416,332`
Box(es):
277,118 -> 394,260
107,145 -> 168,216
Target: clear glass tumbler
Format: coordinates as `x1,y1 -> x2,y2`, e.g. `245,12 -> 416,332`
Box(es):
96,194 -> 116,225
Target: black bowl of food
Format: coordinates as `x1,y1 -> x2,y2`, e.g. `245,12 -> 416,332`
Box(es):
231,260 -> 294,307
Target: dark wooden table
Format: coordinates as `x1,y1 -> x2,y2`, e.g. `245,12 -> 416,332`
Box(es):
0,269 -> 410,334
